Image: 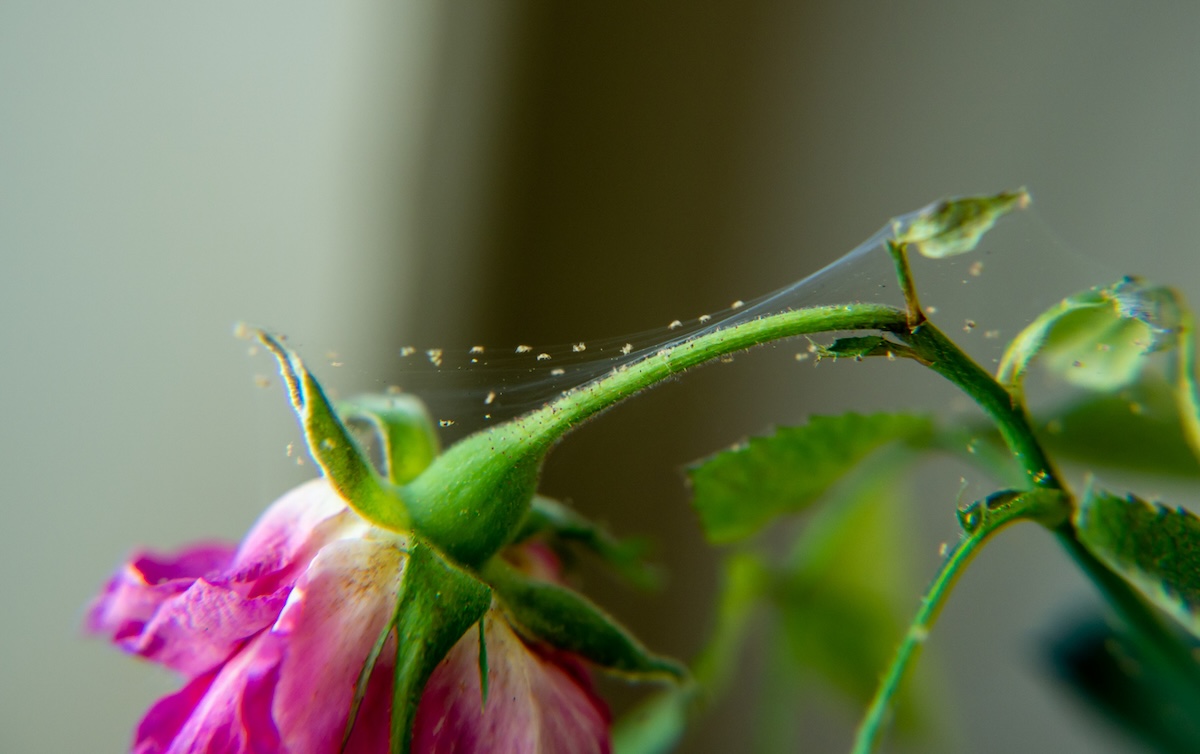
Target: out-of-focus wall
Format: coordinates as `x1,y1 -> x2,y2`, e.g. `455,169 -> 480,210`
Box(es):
4,2 -> 1199,753
0,2 -> 474,751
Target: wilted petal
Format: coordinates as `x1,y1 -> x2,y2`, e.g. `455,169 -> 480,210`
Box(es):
413,610 -> 611,754
132,631 -> 282,754
86,479 -> 359,678
87,543 -> 234,639
229,479 -> 359,595
85,543 -> 283,677
270,536 -> 407,754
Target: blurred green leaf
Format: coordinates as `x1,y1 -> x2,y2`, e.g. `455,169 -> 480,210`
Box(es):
1047,614 -> 1200,753
893,189 -> 1029,259
692,552 -> 770,692
612,687 -> 693,754
774,466 -> 924,732
1075,488 -> 1200,640
1036,379 -> 1200,477
998,278 -> 1183,397
612,553 -> 768,754
687,413 -> 934,543
1175,308 -> 1200,464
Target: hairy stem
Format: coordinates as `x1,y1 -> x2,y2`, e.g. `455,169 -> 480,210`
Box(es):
852,494 -> 1046,754
504,303 -> 910,449
901,322 -> 1062,489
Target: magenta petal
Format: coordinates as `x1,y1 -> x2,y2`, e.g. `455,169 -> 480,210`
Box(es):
87,543 -> 235,638
128,579 -> 288,677
87,480 -> 359,677
86,543 -> 271,675
413,612 -> 612,754
270,537 -> 406,754
133,631 -> 283,754
228,479 -> 356,595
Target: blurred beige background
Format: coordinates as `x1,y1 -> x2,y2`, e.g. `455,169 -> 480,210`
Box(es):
3,2 -> 1199,752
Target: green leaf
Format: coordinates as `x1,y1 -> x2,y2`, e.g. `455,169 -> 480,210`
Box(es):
892,189 -> 1030,258
774,465 -> 924,731
1075,487 -> 1200,640
514,495 -> 662,590
1037,379 -> 1200,478
1048,614 -> 1200,753
389,539 -> 492,754
687,413 -> 934,543
338,393 -> 440,484
253,329 -> 411,531
483,559 -> 686,682
998,278 -> 1183,398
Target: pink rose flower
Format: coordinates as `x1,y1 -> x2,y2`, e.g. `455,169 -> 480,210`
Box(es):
87,478 -> 611,754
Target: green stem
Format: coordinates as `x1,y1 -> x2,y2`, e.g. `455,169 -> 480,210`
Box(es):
901,321 -> 1061,489
505,303 -> 910,449
887,241 -> 925,328
853,242 -> 1200,751
852,491 -> 1063,754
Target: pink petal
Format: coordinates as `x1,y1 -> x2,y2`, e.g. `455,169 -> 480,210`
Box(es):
132,631 -> 284,754
86,480 -> 359,677
270,536 -> 407,754
87,544 -> 234,638
85,543 -> 279,676
228,479 -> 358,596
413,611 -> 612,754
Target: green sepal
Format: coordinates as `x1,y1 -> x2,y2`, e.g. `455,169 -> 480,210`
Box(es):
337,393 -> 440,484
476,616 -> 489,708
514,495 -> 662,590
482,559 -> 687,682
1075,486 -> 1200,640
255,330 -> 411,532
997,277 -> 1183,398
818,335 -> 913,362
892,189 -> 1029,258
389,539 -> 492,754
687,413 -> 934,543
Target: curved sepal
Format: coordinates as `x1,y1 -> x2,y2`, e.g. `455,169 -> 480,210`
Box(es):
892,189 -> 1029,258
1075,486 -> 1200,641
997,278 -> 1183,398
338,393 -> 440,484
515,495 -> 662,590
389,539 -> 493,754
254,331 -> 411,531
483,559 -> 687,683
